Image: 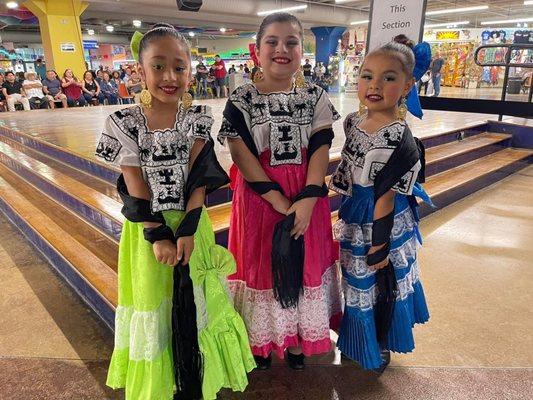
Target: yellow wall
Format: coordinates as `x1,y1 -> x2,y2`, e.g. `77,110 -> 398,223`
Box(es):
24,0 -> 88,79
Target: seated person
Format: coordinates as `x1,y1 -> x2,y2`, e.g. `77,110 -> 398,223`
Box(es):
22,71 -> 50,109
82,70 -> 105,105
42,70 -> 68,109
0,73 -> 5,110
2,71 -> 30,111
61,69 -> 87,107
99,71 -> 118,105
126,70 -> 143,103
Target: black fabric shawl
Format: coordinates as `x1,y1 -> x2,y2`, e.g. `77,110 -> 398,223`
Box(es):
222,100 -> 260,158
185,138 -> 230,202
116,174 -> 165,223
369,124 -> 422,346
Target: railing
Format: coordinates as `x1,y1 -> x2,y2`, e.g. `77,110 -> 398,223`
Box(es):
420,43 -> 533,121
474,43 -> 533,107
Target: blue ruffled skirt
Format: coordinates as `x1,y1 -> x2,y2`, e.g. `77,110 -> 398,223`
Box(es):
333,184 -> 431,370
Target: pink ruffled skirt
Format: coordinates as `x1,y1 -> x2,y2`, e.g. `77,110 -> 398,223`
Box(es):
227,149 -> 343,359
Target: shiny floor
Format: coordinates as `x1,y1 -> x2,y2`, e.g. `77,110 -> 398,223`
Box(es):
1,166 -> 532,400
0,87 -> 529,172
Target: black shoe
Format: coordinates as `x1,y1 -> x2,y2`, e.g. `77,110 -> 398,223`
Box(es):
371,350 -> 391,375
254,354 -> 272,370
286,351 -> 305,370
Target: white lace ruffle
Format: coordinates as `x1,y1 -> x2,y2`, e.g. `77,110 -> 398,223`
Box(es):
343,260 -> 421,311
333,207 -> 417,247
114,298 -> 172,362
228,265 -> 343,348
341,235 -> 421,279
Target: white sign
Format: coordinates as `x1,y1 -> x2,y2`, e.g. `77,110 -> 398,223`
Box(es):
367,0 -> 427,51
60,42 -> 76,52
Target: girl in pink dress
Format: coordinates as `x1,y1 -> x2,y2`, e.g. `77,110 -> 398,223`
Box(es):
218,12 -> 343,370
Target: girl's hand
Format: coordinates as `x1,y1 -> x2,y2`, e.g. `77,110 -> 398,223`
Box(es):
287,197 -> 317,240
367,244 -> 389,271
263,190 -> 291,215
153,240 -> 178,266
177,236 -> 195,265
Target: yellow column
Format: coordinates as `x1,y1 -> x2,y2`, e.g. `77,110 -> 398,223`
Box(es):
24,0 -> 88,79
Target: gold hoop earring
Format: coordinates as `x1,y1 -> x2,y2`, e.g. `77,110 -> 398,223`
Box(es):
397,97 -> 407,120
358,102 -> 367,116
253,67 -> 263,83
294,68 -> 306,88
181,92 -> 193,110
139,82 -> 152,108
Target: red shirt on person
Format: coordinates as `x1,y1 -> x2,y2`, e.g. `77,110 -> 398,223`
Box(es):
214,59 -> 226,79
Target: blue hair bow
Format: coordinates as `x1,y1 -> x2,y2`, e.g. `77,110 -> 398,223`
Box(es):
406,42 -> 432,119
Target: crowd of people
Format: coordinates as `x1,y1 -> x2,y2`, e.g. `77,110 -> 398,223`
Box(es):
0,64 -> 163,112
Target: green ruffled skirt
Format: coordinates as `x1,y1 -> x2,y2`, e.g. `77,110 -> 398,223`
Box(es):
107,208 -> 255,400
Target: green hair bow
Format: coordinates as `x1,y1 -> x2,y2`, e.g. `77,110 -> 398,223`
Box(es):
130,31 -> 144,62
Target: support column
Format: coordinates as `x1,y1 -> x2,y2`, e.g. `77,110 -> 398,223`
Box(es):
24,0 -> 88,78
310,26 -> 346,67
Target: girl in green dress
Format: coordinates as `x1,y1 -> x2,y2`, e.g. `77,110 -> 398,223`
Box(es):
96,24 -> 255,400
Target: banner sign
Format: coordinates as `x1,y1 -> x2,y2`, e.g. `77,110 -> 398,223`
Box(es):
367,0 -> 428,51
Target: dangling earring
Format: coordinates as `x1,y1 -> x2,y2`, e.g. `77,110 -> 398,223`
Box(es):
294,68 -> 306,88
139,82 -> 152,108
253,67 -> 264,83
181,92 -> 193,110
397,97 -> 407,120
358,102 -> 367,116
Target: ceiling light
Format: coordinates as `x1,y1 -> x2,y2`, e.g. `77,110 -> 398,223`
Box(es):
350,20 -> 369,25
219,27 -> 226,33
426,5 -> 488,16
425,21 -> 470,28
252,34 -> 257,40
106,25 -> 114,32
132,20 -> 142,28
87,29 -> 95,35
6,1 -> 18,9
335,0 -> 353,3
481,17 -> 533,25
525,1 -> 533,5
188,31 -> 195,37
257,5 -> 307,16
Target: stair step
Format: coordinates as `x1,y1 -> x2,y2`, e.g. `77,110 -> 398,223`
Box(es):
0,139 -> 124,238
0,134 -> 121,202
0,163 -> 118,270
424,148 -> 532,198
0,170 -> 118,311
425,132 -> 511,165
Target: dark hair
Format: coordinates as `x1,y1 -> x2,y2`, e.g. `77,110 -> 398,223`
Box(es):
138,22 -> 191,63
256,12 -> 304,48
366,35 -> 415,77
5,71 -> 15,77
112,70 -> 120,78
83,70 -> 94,80
63,69 -> 78,81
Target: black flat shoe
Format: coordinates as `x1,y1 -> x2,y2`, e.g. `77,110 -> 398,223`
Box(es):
254,354 -> 272,370
372,350 -> 391,375
286,351 -> 305,370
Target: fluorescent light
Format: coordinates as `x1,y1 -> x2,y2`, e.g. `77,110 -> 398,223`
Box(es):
87,29 -> 95,35
335,0 -> 353,3
132,20 -> 142,28
350,20 -> 369,25
257,5 -> 307,16
481,17 -> 533,25
106,25 -> 114,32
219,27 -> 226,33
6,1 -> 17,9
426,5 -> 488,15
525,1 -> 533,5
188,31 -> 195,37
425,20 -> 470,28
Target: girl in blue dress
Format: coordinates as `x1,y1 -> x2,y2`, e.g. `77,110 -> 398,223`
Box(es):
330,38 -> 432,373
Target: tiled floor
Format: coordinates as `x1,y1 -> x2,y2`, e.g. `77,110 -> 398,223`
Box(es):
1,166 -> 532,400
0,87 -> 527,172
